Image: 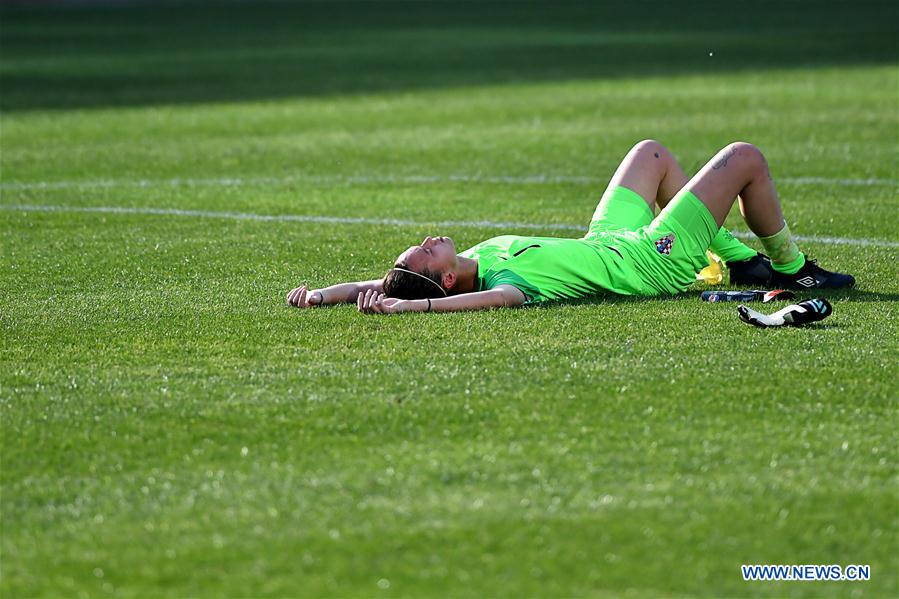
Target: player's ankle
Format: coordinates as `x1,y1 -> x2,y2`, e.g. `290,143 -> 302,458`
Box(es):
760,223 -> 802,271
771,252 -> 806,274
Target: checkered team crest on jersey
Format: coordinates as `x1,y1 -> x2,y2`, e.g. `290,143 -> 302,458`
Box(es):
655,233 -> 676,255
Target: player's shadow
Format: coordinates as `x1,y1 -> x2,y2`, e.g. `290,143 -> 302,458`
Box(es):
519,289 -> 899,310
519,294 -> 677,310
809,290 -> 899,303
2,0 -> 896,111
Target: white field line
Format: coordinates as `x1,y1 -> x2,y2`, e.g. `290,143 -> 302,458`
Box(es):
3,203 -> 898,248
0,174 -> 897,191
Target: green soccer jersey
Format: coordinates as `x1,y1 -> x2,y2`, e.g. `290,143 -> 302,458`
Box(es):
459,235 -> 654,304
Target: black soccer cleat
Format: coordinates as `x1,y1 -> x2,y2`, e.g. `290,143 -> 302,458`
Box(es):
770,258 -> 856,289
728,253 -> 775,286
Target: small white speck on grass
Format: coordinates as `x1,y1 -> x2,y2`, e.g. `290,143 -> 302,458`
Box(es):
377,578 -> 390,589
841,441 -> 849,451
241,446 -> 249,457
93,568 -> 104,578
709,51 -> 714,56
328,528 -> 340,540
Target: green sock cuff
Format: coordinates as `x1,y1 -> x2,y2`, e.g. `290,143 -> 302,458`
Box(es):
710,227 -> 758,263
771,251 -> 806,274
760,222 -> 803,271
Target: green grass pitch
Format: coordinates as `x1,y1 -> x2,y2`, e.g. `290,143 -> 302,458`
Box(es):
1,1 -> 897,596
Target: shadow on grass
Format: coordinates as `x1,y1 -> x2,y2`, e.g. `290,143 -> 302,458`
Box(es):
1,0 -> 896,112
519,288 -> 899,311
305,288 -> 895,319
521,294 -> 663,310
808,290 -> 899,303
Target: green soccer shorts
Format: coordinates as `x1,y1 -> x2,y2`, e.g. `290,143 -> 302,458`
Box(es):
584,185 -> 655,236
583,185 -> 719,295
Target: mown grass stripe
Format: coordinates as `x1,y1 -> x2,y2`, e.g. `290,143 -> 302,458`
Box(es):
1,174 -> 896,191
4,202 -> 897,248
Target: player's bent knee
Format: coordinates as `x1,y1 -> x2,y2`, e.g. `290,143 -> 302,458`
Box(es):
721,141 -> 767,176
728,141 -> 760,156
632,139 -> 667,156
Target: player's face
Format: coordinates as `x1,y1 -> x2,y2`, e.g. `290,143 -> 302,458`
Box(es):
395,236 -> 457,274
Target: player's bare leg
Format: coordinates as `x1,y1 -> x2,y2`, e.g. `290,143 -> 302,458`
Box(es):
612,140 -> 774,219
686,142 -> 785,234
682,142 -> 854,288
605,139 -> 688,212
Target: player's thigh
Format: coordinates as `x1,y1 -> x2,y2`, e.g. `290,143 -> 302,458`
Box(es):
683,142 -> 765,226
604,140 -> 669,208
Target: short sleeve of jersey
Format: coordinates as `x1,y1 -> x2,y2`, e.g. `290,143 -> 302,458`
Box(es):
460,235 -> 552,304
480,266 -> 543,304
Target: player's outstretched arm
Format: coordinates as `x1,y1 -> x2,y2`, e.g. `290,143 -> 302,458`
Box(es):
357,284 -> 526,315
287,279 -> 383,308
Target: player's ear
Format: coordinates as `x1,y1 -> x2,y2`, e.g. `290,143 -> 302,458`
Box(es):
442,270 -> 456,291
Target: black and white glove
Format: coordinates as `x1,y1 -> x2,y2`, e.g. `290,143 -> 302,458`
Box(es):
738,298 -> 832,328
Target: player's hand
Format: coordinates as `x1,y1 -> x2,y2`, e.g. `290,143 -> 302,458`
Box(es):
357,289 -> 403,314
286,285 -> 323,308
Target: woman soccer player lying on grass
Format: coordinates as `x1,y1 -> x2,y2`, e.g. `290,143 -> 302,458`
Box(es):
286,140 -> 855,314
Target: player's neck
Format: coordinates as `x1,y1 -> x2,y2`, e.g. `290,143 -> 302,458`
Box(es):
454,256 -> 479,294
